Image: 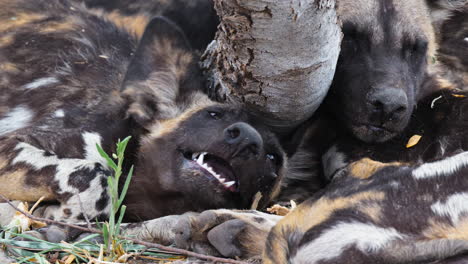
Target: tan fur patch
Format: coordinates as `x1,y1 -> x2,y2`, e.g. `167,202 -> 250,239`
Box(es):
279,191 -> 386,232
151,39 -> 194,82
0,34 -> 13,48
148,105 -> 212,139
38,19 -> 77,33
0,62 -> 19,73
0,13 -> 46,32
423,218 -> 468,240
105,11 -> 149,39
141,92 -> 215,145
241,226 -> 271,259
264,191 -> 386,263
0,166 -> 54,202
349,158 -> 405,179
358,204 -> 383,223
436,76 -> 457,90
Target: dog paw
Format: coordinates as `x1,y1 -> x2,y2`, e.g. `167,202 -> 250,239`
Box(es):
173,209 -> 281,259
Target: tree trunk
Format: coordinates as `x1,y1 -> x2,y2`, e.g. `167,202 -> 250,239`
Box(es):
202,0 -> 341,133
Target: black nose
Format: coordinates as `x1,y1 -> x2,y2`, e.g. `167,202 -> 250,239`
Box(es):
224,122 -> 263,158
369,88 -> 408,122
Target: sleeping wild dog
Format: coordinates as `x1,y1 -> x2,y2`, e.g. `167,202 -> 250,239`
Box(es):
0,0 -> 286,224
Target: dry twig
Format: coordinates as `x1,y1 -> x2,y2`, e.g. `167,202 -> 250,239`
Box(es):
0,194 -> 248,264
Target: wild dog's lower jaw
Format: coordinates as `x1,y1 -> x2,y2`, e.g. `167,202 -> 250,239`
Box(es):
184,151 -> 238,191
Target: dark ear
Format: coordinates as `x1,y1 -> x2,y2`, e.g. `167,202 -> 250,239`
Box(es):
121,16 -> 200,128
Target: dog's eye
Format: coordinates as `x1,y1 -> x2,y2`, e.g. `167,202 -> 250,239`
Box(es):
207,110 -> 223,120
266,153 -> 283,168
266,153 -> 278,162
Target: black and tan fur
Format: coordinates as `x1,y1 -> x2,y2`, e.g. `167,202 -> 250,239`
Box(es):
0,0 -> 285,222
427,0 -> 468,89
172,0 -> 468,262
73,0 -> 218,51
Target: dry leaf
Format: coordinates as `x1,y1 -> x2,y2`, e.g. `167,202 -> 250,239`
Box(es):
406,135 -> 422,148
267,204 -> 290,216
64,254 -> 76,264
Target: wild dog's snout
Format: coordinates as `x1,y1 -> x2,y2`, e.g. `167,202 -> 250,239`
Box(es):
368,88 -> 408,123
224,122 -> 263,158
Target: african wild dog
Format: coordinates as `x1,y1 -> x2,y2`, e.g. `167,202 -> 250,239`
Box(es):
279,0 -> 453,203
170,0 -> 468,262
324,0 -> 440,144
0,0 -> 286,223
172,88 -> 468,262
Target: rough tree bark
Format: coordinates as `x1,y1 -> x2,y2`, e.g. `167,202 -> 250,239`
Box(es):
202,0 -> 341,132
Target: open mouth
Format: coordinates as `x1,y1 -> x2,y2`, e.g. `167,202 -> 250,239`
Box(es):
183,151 -> 238,192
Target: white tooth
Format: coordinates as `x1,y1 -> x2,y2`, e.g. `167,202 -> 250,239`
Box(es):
208,167 -> 216,175
218,177 -> 225,183
192,153 -> 199,160
224,181 -> 235,188
197,153 -> 205,164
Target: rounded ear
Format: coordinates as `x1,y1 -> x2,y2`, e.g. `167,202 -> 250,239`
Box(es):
121,16 -> 200,128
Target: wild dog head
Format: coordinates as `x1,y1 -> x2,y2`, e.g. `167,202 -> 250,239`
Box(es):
120,17 -> 286,221
326,0 -> 437,143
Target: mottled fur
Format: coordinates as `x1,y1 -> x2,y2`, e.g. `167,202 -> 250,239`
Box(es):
0,0 -> 285,222
73,0 -> 218,51
172,0 -> 468,262
430,1 -> 468,88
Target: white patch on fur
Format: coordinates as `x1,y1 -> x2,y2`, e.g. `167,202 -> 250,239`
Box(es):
413,151 -> 468,179
23,77 -> 59,90
431,192 -> 468,225
291,222 -> 405,264
322,145 -> 347,180
82,132 -> 109,167
12,140 -> 110,221
0,105 -> 34,136
54,109 -> 65,118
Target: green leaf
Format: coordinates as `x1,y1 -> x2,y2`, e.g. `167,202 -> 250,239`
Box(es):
117,165 -> 134,209
0,238 -> 59,250
116,136 -> 131,159
96,143 -> 117,170
115,205 -> 126,236
102,223 -> 109,249
72,233 -> 100,245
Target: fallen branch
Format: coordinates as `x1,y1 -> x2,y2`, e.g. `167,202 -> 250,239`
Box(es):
0,194 -> 248,264
0,194 -> 101,234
